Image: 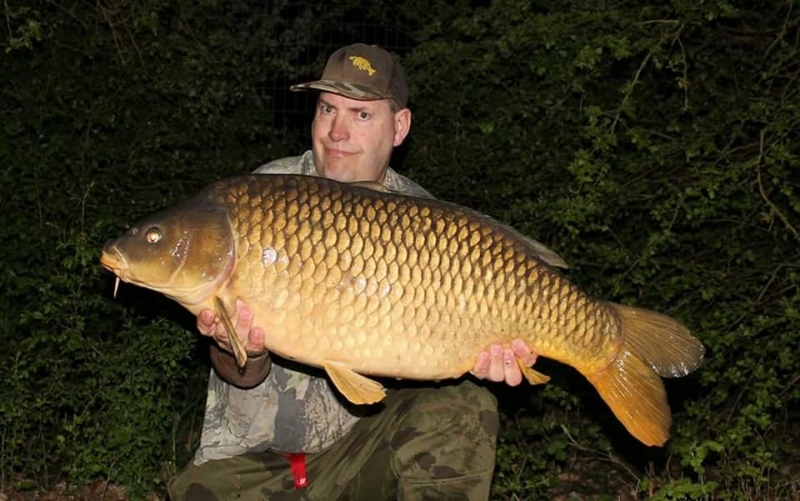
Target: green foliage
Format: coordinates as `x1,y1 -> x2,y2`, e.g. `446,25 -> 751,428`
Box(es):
0,0 -> 315,494
405,0 -> 800,498
2,0 -> 799,499
0,212 -> 205,492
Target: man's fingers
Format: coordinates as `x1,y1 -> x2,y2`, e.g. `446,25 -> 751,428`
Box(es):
248,326 -> 267,355
502,347 -> 523,386
196,309 -> 217,336
211,299 -> 243,344
196,300 -> 264,358
510,338 -> 537,367
234,298 -> 252,328
487,343 -> 504,382
471,351 -> 491,378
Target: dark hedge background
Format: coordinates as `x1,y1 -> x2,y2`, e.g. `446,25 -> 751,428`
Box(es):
1,0 -> 798,499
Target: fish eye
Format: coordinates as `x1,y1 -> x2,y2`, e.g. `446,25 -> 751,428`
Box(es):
145,228 -> 162,244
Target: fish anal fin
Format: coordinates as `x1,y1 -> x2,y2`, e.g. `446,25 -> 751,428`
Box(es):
611,303 -> 705,378
517,358 -> 550,385
322,361 -> 386,405
213,296 -> 248,370
584,350 -> 671,447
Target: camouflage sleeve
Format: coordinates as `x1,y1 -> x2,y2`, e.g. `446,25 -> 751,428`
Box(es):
252,152 -> 433,200
251,151 -> 317,176
384,168 -> 436,199
195,364 -> 361,464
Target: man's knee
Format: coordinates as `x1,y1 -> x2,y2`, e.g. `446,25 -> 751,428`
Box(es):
390,381 -> 499,479
168,461 -> 220,501
400,379 -> 499,439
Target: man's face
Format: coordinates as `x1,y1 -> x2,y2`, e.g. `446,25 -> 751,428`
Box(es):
311,92 -> 411,183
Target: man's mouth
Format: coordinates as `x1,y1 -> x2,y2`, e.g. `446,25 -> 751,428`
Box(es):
324,147 -> 358,158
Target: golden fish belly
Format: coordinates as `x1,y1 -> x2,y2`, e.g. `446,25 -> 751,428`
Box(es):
216,175 -> 620,380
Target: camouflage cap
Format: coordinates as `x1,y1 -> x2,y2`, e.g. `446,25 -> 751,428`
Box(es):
290,43 -> 409,108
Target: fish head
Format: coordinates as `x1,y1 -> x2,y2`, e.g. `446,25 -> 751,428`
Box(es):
100,197 -> 235,306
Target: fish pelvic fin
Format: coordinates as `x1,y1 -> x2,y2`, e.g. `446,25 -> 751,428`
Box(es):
584,348 -> 671,446
322,361 -> 386,405
584,302 -> 705,447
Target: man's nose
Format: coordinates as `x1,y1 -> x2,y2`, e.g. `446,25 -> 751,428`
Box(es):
328,115 -> 349,142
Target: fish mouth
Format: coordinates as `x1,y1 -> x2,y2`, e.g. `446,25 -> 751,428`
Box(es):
100,245 -> 132,298
100,244 -> 129,276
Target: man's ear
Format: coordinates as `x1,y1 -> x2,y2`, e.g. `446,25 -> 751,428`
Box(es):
393,108 -> 412,147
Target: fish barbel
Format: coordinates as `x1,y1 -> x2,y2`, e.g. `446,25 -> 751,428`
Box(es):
100,174 -> 705,446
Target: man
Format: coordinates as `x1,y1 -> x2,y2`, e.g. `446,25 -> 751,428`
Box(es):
168,43 -> 537,501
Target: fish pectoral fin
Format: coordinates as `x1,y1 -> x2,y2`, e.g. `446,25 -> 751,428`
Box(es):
322,361 -> 386,405
213,296 -> 249,370
516,359 -> 550,385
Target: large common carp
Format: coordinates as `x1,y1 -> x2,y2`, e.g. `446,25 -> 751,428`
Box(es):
100,174 -> 705,446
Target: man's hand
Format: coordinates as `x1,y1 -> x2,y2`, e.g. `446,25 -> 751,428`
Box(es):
471,339 -> 537,387
199,299 -> 272,388
197,298 -> 267,356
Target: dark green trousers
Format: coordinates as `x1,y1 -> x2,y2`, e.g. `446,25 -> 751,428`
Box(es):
168,380 -> 499,501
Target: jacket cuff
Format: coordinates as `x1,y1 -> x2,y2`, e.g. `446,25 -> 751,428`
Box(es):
209,343 -> 271,388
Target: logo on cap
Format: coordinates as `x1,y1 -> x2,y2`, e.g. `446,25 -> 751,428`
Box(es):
349,56 -> 376,76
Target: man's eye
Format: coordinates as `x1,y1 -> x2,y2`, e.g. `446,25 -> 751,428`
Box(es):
320,105 -> 334,114
357,111 -> 370,120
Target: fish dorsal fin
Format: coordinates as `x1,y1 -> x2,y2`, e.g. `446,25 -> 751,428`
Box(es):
322,360 -> 387,405
479,215 -> 569,269
516,232 -> 569,269
348,180 -> 390,193
346,179 -> 568,269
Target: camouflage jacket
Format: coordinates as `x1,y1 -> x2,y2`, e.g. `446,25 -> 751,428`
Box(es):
194,150 -> 433,464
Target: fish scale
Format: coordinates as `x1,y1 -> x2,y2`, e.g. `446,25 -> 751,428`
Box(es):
220,176 -> 615,374
101,174 -> 705,446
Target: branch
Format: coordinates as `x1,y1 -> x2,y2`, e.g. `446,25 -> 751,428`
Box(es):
762,0 -> 794,63
673,32 -> 689,111
610,51 -> 651,134
3,0 -> 11,44
755,128 -> 799,240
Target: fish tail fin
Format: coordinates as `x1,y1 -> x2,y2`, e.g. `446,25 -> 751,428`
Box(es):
611,303 -> 706,379
584,347 -> 672,446
583,302 -> 705,447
